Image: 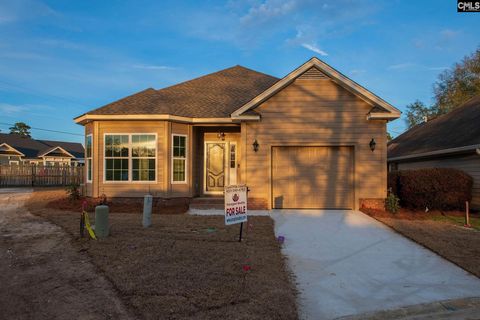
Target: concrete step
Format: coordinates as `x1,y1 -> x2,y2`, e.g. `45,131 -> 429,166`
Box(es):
189,197 -> 224,210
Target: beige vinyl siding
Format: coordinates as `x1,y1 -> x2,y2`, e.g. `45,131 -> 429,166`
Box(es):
91,120 -> 166,198
396,154 -> 480,209
244,78 -> 387,209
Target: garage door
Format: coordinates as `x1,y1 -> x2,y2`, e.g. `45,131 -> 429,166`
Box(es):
272,146 -> 354,209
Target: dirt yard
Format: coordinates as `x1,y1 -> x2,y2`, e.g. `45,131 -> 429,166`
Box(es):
25,189 -> 298,320
362,208 -> 480,278
0,189 -> 132,320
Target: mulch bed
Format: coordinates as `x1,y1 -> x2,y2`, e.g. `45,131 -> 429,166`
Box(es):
27,190 -> 298,320
362,207 -> 480,278
41,188 -> 188,214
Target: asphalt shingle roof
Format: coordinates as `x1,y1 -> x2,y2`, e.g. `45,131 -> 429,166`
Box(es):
0,133 -> 84,159
85,66 -> 280,118
388,95 -> 480,158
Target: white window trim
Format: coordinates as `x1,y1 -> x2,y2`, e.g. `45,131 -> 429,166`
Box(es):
9,160 -> 19,165
171,134 -> 188,184
86,134 -> 93,183
103,133 -> 158,184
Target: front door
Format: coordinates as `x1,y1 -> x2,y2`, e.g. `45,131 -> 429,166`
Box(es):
205,142 -> 226,193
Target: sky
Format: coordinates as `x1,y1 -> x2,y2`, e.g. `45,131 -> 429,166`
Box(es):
0,0 -> 479,143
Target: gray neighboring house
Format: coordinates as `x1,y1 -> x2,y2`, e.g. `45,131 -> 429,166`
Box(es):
388,95 -> 480,209
0,133 -> 84,166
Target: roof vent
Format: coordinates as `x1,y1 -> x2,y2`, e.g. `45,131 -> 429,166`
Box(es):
297,67 -> 328,80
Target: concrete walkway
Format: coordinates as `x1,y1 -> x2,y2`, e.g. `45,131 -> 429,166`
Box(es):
271,210 -> 480,320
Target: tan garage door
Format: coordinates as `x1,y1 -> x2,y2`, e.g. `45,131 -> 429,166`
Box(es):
272,146 -> 354,209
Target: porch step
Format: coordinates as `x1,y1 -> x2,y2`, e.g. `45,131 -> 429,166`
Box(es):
189,197 -> 224,210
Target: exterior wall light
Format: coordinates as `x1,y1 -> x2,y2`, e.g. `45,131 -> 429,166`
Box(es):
252,139 -> 259,152
369,138 -> 376,152
217,132 -> 226,141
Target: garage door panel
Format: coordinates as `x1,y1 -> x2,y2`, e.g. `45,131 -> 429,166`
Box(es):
272,146 -> 353,209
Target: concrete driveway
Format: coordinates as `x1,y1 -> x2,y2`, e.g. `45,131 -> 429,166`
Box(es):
271,210 -> 480,319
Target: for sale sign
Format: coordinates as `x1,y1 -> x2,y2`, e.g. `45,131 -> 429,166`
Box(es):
224,185 -> 248,225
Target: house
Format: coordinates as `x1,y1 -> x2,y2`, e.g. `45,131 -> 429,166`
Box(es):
388,95 -> 480,209
0,133 -> 85,166
74,57 -> 400,210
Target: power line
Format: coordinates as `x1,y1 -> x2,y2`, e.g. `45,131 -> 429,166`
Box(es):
0,122 -> 83,137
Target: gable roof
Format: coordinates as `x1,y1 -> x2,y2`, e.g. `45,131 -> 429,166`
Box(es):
232,57 -> 401,120
0,133 -> 84,159
38,146 -> 75,158
388,95 -> 480,160
77,66 -> 279,121
75,57 -> 400,124
39,139 -> 85,159
0,143 -> 25,156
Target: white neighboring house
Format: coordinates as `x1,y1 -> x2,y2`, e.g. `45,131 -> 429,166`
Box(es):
0,133 -> 84,166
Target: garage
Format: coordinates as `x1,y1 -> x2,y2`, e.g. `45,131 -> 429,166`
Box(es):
272,146 -> 354,209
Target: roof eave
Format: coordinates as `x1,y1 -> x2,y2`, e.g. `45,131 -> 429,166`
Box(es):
230,114 -> 261,121
74,114 -> 237,125
388,144 -> 480,162
367,112 -> 401,121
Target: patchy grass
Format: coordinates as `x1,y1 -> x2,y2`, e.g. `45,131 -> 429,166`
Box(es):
362,207 -> 480,278
27,190 -> 298,320
430,214 -> 480,230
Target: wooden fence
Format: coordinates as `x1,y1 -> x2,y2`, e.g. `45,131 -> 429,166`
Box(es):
0,164 -> 84,187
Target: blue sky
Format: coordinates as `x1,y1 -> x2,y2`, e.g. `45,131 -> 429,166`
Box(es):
0,0 -> 478,143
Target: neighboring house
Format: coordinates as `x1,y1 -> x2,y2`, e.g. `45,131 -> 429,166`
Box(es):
388,95 -> 480,209
0,133 -> 84,166
75,57 -> 400,210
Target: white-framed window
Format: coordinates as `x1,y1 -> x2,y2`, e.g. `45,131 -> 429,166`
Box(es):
9,160 -> 19,165
171,134 -> 187,183
86,134 -> 93,182
104,134 -> 156,182
132,135 -> 156,181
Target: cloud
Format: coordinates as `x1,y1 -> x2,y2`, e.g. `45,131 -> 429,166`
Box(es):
177,0 -> 379,49
132,64 -> 176,71
349,69 -> 366,76
0,103 -> 27,114
387,62 -> 415,70
387,63 -> 449,72
440,29 -> 460,40
427,66 -> 448,71
0,103 -> 64,121
301,43 -> 328,56
0,0 -> 56,24
240,0 -> 297,24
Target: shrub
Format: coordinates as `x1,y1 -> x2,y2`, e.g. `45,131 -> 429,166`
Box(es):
385,189 -> 400,213
388,168 -> 473,210
66,182 -> 80,201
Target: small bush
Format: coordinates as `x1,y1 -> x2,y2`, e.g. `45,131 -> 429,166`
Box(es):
388,168 -> 473,210
66,182 -> 80,201
385,189 -> 400,213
